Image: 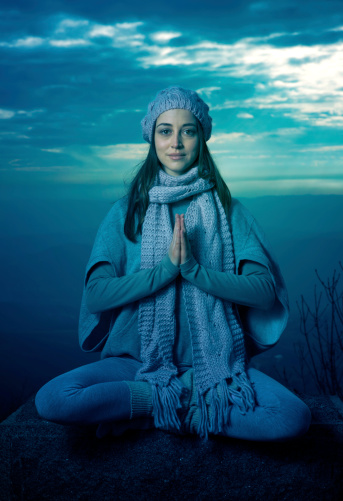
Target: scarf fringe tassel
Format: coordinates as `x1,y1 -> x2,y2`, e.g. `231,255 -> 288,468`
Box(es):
197,374 -> 256,440
151,377 -> 186,432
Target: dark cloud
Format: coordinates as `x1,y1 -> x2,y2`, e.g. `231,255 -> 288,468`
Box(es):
3,1 -> 343,38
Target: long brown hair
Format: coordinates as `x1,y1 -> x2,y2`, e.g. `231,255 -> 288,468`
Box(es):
123,119 -> 231,243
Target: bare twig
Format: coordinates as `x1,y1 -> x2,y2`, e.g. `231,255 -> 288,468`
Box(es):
290,264 -> 343,401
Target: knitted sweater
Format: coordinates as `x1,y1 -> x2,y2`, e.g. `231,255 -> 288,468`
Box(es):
78,195 -> 289,364
85,196 -> 276,364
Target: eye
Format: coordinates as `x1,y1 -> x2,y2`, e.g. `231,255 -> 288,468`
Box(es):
183,128 -> 196,136
158,128 -> 171,135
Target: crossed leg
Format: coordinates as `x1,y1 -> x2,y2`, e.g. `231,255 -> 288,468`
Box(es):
35,359 -> 311,441
35,356 -> 142,425
219,368 -> 311,441
179,367 -> 311,441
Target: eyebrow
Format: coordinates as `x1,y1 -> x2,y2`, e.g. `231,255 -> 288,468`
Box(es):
156,122 -> 197,128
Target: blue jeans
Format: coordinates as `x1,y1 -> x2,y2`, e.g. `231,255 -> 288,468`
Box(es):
35,357 -> 311,441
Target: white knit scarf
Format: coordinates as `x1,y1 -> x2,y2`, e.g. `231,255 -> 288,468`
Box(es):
135,166 -> 255,439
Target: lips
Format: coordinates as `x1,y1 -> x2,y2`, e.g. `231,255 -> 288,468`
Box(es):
168,154 -> 185,159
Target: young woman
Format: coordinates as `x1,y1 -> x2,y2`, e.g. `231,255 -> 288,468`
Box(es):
35,86 -> 311,441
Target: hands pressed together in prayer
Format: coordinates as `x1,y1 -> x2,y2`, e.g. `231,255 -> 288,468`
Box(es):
168,214 -> 193,267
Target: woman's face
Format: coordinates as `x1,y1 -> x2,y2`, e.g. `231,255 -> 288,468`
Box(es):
154,109 -> 200,177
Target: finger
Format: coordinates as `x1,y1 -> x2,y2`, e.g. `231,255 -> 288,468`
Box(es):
175,214 -> 181,243
181,217 -> 190,253
180,217 -> 186,244
181,215 -> 186,235
174,214 -> 179,234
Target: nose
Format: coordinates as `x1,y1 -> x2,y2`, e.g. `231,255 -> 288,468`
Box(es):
171,131 -> 183,149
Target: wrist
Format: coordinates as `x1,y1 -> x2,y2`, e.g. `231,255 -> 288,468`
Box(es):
180,255 -> 197,273
163,254 -> 181,274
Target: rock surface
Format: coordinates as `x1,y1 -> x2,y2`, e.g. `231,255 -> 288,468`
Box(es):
1,394 -> 343,500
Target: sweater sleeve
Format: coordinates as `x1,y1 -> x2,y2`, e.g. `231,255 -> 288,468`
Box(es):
180,256 -> 275,310
85,254 -> 180,313
180,256 -> 277,356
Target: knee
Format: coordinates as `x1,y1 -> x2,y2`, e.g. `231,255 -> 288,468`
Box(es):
35,382 -> 54,421
35,378 -> 70,423
275,396 -> 312,441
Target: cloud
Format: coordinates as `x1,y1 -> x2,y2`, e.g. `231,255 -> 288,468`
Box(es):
55,19 -> 89,33
41,148 -> 63,153
329,25 -> 343,32
1,18 -> 145,51
117,22 -> 144,30
90,22 -> 145,48
228,178 -> 343,196
237,112 -> 254,119
0,109 -> 15,119
206,127 -> 304,149
135,33 -> 343,128
300,145 -> 343,152
93,143 -> 149,160
1,14 -> 343,145
49,39 -> 91,47
312,116 -> 343,127
15,37 -> 44,47
0,108 -> 45,120
150,32 -> 182,43
88,25 -> 116,38
271,127 -> 305,136
4,12 -> 341,130
209,132 -> 254,144
17,109 -> 45,117
88,22 -> 145,48
0,36 -> 44,48
13,166 -> 70,172
196,87 -> 221,97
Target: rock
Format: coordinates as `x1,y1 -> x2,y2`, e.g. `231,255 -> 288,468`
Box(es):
0,394 -> 343,500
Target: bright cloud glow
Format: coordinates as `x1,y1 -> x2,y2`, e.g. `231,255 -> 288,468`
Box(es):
237,112 -> 254,119
117,22 -> 144,30
150,31 -> 182,43
56,19 -> 89,33
5,17 -> 342,128
0,109 -> 15,119
0,36 -> 44,48
15,37 -> 44,47
137,35 -> 343,128
17,109 -> 45,117
300,145 -> 343,152
1,12 -> 343,197
94,143 -> 149,160
41,148 -> 63,153
87,22 -> 146,47
89,25 -> 116,38
13,165 -> 71,172
209,132 -> 254,144
0,18 -> 146,50
50,39 -> 91,47
196,87 -> 221,97
0,107 -> 44,120
228,178 -> 343,196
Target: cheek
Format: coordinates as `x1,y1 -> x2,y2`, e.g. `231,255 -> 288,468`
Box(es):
191,138 -> 200,156
154,136 -> 166,153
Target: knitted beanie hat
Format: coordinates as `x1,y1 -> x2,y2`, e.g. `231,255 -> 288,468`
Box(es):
141,86 -> 212,143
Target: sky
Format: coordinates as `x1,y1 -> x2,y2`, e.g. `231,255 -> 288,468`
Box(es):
1,0 -> 343,199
